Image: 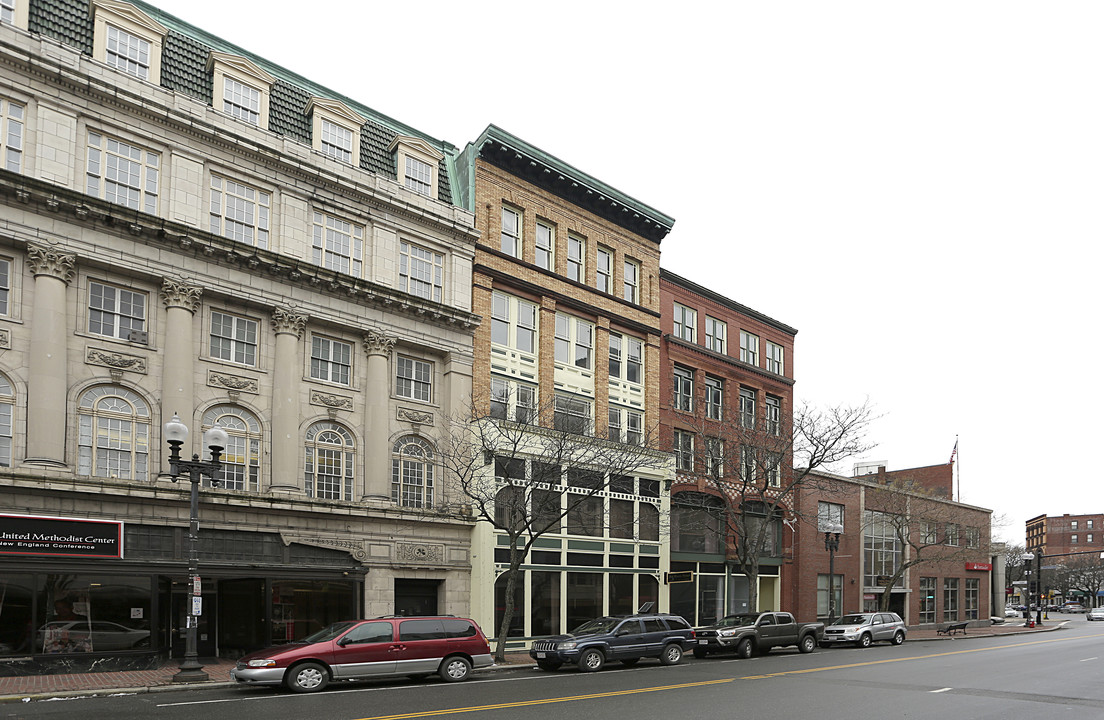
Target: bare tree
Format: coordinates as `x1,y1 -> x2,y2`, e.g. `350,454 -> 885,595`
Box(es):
673,400 -> 875,613
1049,553 -> 1104,608
437,388 -> 670,661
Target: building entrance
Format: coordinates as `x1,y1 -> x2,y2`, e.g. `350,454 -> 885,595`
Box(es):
395,579 -> 439,616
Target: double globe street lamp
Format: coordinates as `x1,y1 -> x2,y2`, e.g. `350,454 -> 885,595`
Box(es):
824,521 -> 843,625
164,413 -> 228,683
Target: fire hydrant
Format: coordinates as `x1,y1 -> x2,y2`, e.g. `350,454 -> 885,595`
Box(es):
1028,619 -> 1036,628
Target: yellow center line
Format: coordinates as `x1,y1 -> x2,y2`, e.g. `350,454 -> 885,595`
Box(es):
353,678 -> 735,720
742,635 -> 1077,679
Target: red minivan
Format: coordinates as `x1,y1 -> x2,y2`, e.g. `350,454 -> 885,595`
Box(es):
231,616 -> 493,692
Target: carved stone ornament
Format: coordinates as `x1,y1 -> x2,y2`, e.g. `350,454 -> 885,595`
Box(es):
363,329 -> 396,357
86,347 -> 148,374
208,370 -> 259,394
272,307 -> 308,338
310,390 -> 354,411
0,328 -> 9,350
279,531 -> 369,562
396,543 -> 444,563
27,243 -> 76,284
160,277 -> 203,312
397,407 -> 434,426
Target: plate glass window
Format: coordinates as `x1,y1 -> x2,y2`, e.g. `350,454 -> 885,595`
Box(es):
210,175 -> 269,248
399,241 -> 444,303
1,98 -> 23,173
311,336 -> 352,385
223,76 -> 260,124
673,303 -> 696,342
501,207 -> 521,257
320,119 -> 353,163
396,356 -> 432,402
210,311 -> 258,366
404,156 -> 433,196
313,212 -> 364,277
105,25 -> 150,80
740,331 -> 759,365
88,281 -> 145,341
87,133 -> 159,213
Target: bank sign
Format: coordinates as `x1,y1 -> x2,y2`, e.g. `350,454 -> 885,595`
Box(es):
0,513 -> 124,559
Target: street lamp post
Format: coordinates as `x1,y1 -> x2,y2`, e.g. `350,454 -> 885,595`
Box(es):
824,521 -> 843,625
1022,551 -> 1036,626
164,413 -> 228,683
1034,548 -> 1044,626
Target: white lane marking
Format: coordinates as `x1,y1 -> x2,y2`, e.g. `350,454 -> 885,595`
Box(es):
1080,657 -> 1098,662
931,687 -> 952,693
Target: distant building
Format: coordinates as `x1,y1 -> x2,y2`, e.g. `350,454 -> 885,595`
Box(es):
1026,513 -> 1104,557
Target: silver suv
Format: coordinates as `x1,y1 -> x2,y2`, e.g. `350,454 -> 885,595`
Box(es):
821,612 -> 906,648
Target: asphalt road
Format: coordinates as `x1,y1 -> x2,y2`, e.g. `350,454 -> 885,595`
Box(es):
5,621 -> 1104,720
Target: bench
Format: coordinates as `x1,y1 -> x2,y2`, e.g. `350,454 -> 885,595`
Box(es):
937,621 -> 969,636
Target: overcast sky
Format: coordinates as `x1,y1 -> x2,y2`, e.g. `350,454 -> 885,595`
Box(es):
151,0 -> 1104,543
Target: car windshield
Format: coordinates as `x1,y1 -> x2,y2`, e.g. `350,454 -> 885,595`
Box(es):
834,614 -> 872,625
571,617 -> 621,634
300,621 -> 359,643
715,614 -> 759,627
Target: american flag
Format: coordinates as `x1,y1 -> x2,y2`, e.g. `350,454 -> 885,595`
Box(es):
949,439 -> 958,465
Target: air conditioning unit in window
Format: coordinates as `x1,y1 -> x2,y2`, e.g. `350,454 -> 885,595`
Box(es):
127,330 -> 148,345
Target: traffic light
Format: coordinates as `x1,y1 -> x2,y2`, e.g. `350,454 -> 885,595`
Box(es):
1029,581 -> 1038,595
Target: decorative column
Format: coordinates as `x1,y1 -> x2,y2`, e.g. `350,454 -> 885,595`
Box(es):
269,306 -> 307,495
363,329 -> 395,503
159,277 -> 203,433
25,243 -> 76,467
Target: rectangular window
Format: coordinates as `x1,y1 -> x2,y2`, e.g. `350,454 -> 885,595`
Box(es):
0,0 -> 13,25
88,281 -> 145,340
943,578 -> 959,622
396,356 -> 432,402
310,336 -> 352,385
765,451 -> 781,487
0,258 -> 9,316
210,311 -> 258,366
1071,534 -> 1078,544
320,119 -> 353,163
705,375 -> 723,421
766,341 -> 784,374
945,523 -> 960,546
623,259 -> 639,303
404,156 -> 433,196
765,395 -> 781,435
608,406 -> 642,445
705,317 -> 727,353
313,211 -> 364,277
399,241 -> 444,302
596,247 -> 612,293
673,365 -> 694,412
740,331 -> 759,365
567,235 -> 584,282
965,527 -> 980,549
555,313 -> 593,369
554,393 -> 591,435
705,437 -> 723,477
817,574 -> 844,620
1089,533 -> 1095,543
106,25 -> 150,80
864,510 -> 903,588
223,76 -> 260,125
920,520 -> 938,544
535,221 -> 553,270
491,292 -> 537,354
919,577 -> 936,624
674,429 -> 693,471
0,98 -> 23,173
210,175 -> 269,248
608,334 -> 642,384
501,206 -> 521,257
673,303 -> 696,342
965,578 -> 979,620
818,501 -> 845,532
1089,520 -> 1095,529
87,132 -> 159,213
740,445 -> 755,481
491,377 -> 536,424
739,387 -> 756,429
1072,520 -> 1078,530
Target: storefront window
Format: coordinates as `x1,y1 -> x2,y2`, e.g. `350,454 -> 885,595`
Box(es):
531,571 -> 560,637
0,575 -> 34,656
698,575 -> 725,626
494,573 -> 525,638
609,573 -> 634,616
566,572 -> 602,632
38,574 -> 152,653
271,580 -> 356,643
728,574 -> 750,614
638,575 -> 658,612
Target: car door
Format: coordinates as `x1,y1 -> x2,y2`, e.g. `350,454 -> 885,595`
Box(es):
640,618 -> 669,656
609,619 -> 644,659
872,614 -> 890,642
396,619 -> 448,674
756,613 -> 777,647
330,621 -> 397,679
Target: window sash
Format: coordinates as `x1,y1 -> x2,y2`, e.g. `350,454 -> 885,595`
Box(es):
87,132 -> 159,213
1,99 -> 24,173
596,248 -> 612,293
399,241 -> 443,302
314,211 -> 364,276
740,331 -> 759,365
501,207 -> 521,257
88,281 -> 146,340
535,222 -> 553,270
673,304 -> 696,342
623,260 -> 638,303
705,376 -> 723,420
404,156 -> 433,196
567,236 -> 584,282
310,337 -> 352,385
210,175 -> 270,248
673,367 -> 694,412
320,119 -> 353,163
210,311 -> 258,366
223,77 -> 260,124
396,356 -> 432,402
105,25 -> 150,79
705,317 -> 726,353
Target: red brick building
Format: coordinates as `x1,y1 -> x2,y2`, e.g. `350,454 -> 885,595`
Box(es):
1026,513 -> 1104,557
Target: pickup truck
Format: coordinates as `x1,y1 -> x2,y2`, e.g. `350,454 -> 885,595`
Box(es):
692,612 -> 824,658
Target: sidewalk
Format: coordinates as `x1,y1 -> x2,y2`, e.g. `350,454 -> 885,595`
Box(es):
0,620 -> 1066,704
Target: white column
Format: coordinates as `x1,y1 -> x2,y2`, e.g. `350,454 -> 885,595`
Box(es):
24,243 -> 75,467
363,329 -> 395,503
269,307 -> 307,495
159,277 -> 202,432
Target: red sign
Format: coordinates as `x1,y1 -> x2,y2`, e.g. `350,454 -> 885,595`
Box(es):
966,562 -> 992,571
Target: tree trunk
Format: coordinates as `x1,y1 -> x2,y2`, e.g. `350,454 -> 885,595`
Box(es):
493,540 -> 524,662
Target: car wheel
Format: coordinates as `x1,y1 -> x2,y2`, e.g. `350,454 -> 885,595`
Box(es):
856,633 -> 872,649
660,644 -> 683,665
577,648 -> 605,672
693,647 -> 710,659
891,631 -> 905,646
285,662 -> 329,693
799,634 -> 816,653
620,658 -> 640,667
736,638 -> 754,659
536,660 -> 562,671
439,656 -> 472,682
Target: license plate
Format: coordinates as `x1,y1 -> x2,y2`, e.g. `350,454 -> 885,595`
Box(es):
699,639 -> 708,645
536,652 -> 546,658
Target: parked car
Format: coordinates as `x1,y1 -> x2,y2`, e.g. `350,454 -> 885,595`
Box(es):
1087,607 -> 1104,621
231,616 -> 492,692
1060,603 -> 1087,614
1003,606 -> 1021,618
529,612 -> 693,672
692,612 -> 823,658
821,612 -> 907,648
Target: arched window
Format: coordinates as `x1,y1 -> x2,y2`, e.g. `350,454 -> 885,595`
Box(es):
203,405 -> 262,491
0,373 -> 12,467
391,435 -> 434,508
77,385 -> 150,480
304,422 -> 355,500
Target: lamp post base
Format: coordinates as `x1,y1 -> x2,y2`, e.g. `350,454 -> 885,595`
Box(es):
172,658 -> 209,683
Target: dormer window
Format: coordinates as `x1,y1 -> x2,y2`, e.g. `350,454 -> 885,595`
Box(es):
306,98 -> 364,167
91,0 -> 166,84
208,52 -> 274,129
389,135 -> 444,200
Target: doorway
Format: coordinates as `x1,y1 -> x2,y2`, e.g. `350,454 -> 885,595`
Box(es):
394,579 -> 439,616
169,585 -> 217,658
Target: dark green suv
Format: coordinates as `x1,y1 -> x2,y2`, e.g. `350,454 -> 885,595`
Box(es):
528,613 -> 694,672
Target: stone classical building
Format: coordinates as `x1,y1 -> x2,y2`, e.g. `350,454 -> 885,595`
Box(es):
453,126 -> 675,644
0,0 -> 479,672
